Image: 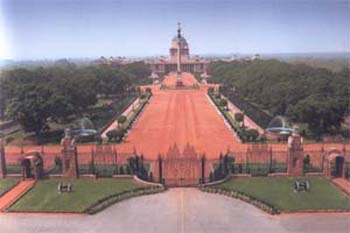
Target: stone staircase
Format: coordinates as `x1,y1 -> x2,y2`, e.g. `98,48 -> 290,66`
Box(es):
0,179 -> 36,211
332,178 -> 350,194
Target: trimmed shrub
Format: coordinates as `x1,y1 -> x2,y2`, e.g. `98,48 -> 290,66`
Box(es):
246,129 -> 259,142
234,112 -> 244,122
145,87 -> 152,94
119,166 -> 125,174
54,156 -> 62,171
117,115 -> 127,124
220,98 -> 228,110
106,128 -> 125,142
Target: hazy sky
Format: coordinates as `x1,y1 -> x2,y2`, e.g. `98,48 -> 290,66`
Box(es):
1,0 -> 349,59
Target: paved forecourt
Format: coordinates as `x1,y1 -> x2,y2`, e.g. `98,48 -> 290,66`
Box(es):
1,188 -> 350,233
117,72 -> 245,159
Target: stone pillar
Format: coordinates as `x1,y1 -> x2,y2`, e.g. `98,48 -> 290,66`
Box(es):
0,138 -> 7,178
176,22 -> 183,87
91,147 -> 95,175
158,155 -> 163,184
287,127 -> 304,176
342,145 -> 347,178
176,23 -> 182,74
201,155 -> 206,184
61,128 -> 79,178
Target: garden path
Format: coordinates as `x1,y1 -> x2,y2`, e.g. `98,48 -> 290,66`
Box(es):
0,180 -> 35,211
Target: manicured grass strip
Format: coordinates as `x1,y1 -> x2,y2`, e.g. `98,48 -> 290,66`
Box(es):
8,178 -> 146,213
214,177 -> 350,211
0,179 -> 19,197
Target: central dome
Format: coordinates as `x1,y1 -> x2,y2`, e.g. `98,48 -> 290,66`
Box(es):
171,35 -> 189,49
169,23 -> 190,61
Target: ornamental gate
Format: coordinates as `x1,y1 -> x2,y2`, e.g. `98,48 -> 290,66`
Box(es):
162,144 -> 201,187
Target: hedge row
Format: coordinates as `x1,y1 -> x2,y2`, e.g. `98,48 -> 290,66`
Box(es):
208,93 -> 246,142
85,185 -> 166,214
97,94 -> 138,134
106,92 -> 152,143
123,92 -> 152,131
200,186 -> 279,215
160,84 -> 200,90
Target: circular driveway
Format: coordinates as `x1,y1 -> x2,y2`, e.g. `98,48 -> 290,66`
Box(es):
1,188 -> 350,233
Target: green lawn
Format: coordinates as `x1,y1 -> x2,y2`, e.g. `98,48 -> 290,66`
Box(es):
0,179 -> 19,196
8,178 -> 145,213
215,177 -> 350,211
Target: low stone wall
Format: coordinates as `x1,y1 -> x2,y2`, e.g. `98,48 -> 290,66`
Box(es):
268,173 -> 288,177
305,172 -> 325,177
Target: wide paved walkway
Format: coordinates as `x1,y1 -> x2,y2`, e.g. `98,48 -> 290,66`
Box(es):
117,72 -> 245,158
1,188 -> 349,233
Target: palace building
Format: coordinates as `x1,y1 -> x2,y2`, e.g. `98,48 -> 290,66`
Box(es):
96,23 -> 208,76
147,23 -> 208,75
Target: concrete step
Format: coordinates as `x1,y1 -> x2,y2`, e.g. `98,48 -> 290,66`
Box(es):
0,179 -> 36,211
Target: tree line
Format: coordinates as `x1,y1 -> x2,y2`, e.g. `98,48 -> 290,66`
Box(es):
0,61 -> 152,138
208,59 -> 349,138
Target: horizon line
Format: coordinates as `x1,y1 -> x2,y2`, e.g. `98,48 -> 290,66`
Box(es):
2,51 -> 350,62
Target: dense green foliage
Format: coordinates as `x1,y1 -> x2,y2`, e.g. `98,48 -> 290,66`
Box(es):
215,177 -> 350,211
287,56 -> 349,72
208,59 -> 349,137
92,95 -> 136,132
223,91 -> 273,128
0,62 -> 151,139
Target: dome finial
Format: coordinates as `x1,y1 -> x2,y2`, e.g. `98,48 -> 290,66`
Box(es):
177,22 -> 181,38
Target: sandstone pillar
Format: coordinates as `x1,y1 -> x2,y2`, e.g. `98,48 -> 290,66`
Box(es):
158,155 -> 163,184
0,138 -> 7,178
61,128 -> 79,178
287,127 -> 304,176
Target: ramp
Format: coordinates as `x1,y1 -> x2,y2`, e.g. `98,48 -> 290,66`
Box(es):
0,180 -> 36,211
